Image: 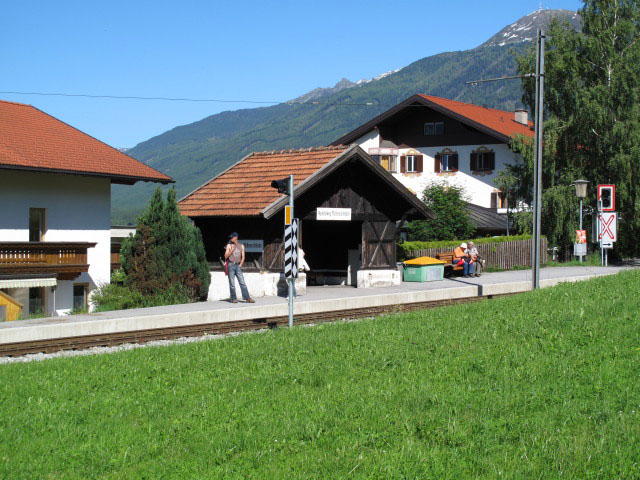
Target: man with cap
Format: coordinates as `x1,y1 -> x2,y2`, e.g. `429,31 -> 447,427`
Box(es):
224,232 -> 255,303
453,242 -> 472,277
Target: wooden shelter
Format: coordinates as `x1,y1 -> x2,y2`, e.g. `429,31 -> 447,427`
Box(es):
179,145 -> 434,285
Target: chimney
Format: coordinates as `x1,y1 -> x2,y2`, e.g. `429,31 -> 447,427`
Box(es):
514,109 -> 528,125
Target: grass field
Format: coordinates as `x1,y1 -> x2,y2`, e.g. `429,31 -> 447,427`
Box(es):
1,271 -> 639,479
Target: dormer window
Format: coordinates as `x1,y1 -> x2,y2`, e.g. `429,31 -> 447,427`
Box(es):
424,122 -> 444,136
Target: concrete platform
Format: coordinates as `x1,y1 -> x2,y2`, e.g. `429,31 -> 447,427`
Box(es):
0,266 -> 631,345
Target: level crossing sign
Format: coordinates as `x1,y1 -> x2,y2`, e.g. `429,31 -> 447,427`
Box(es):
597,212 -> 617,249
284,219 -> 298,278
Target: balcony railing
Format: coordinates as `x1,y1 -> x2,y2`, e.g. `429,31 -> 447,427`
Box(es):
0,242 -> 97,280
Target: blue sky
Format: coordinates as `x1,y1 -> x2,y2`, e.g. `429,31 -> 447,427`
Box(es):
2,0 -> 583,148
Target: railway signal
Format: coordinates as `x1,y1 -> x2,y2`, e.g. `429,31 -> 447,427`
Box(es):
271,174 -> 296,327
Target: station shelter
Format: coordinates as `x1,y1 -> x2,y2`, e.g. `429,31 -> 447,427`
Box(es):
178,145 -> 434,300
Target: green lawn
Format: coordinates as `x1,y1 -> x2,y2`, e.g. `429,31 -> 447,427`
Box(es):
1,271 -> 639,479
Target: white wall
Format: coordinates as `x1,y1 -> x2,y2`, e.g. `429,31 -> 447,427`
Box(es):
353,132 -> 520,208
0,170 -> 111,315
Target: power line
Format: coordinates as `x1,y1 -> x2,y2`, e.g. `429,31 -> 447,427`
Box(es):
0,89 -> 489,109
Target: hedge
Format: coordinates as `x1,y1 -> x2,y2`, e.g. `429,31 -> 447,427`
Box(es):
398,235 -> 542,260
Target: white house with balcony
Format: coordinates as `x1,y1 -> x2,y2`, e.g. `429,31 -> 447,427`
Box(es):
0,100 -> 172,319
331,94 -> 534,214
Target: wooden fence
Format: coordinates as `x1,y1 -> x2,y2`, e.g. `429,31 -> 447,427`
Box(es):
406,237 -> 548,270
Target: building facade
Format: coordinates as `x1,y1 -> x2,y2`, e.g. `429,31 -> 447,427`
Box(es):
0,100 -> 172,319
332,94 -> 534,211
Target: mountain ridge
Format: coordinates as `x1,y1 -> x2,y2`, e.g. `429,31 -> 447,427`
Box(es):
112,9 -> 581,223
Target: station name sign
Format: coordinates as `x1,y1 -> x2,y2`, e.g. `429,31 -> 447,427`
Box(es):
316,207 -> 352,221
240,239 -> 264,252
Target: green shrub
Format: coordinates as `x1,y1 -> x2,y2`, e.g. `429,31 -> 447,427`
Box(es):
91,282 -> 192,312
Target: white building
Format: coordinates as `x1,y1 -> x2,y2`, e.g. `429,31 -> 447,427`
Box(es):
0,100 -> 172,319
332,94 -> 534,213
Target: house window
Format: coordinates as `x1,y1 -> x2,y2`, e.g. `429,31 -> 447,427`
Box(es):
471,150 -> 496,171
491,192 -> 506,209
373,155 -> 397,172
406,155 -> 417,172
440,154 -> 458,172
29,208 -> 46,242
73,284 -> 89,311
424,122 -> 444,136
28,287 -> 45,316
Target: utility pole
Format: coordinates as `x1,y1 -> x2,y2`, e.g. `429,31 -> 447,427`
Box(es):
466,28 -> 545,290
532,29 -> 545,289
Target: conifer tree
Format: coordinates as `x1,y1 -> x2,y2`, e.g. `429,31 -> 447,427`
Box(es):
120,188 -> 210,301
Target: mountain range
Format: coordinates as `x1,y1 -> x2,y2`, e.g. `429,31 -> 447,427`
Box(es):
112,9 -> 581,224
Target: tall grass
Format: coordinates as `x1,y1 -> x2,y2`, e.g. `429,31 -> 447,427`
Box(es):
1,270 -> 638,478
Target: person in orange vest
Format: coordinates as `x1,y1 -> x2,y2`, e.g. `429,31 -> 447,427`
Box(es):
453,242 -> 472,277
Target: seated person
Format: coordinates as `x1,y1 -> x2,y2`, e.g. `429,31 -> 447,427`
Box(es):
465,241 -> 482,277
453,242 -> 472,277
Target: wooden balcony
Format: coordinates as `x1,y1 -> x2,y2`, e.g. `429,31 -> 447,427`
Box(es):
0,242 -> 97,280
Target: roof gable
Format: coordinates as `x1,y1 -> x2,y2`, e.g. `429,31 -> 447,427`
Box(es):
178,145 -> 434,220
178,146 -> 348,217
0,100 -> 172,184
331,94 -> 534,146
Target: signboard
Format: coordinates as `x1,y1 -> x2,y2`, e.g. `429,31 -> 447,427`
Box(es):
598,212 -> 617,242
284,206 -> 292,226
575,230 -> 586,244
284,219 -> 298,279
574,243 -> 587,256
601,240 -> 613,249
317,207 -> 352,221
598,184 -> 615,212
241,239 -> 264,253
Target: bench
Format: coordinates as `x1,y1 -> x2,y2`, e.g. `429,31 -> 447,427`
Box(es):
436,252 -> 464,275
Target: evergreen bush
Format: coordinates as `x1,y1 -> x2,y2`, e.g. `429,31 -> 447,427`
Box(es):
120,188 -> 211,303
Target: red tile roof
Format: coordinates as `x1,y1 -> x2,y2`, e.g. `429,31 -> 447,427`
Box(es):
179,146 -> 348,217
0,100 -> 172,184
417,95 -> 534,139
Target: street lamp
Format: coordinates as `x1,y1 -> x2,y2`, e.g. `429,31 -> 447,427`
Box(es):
572,179 -> 589,262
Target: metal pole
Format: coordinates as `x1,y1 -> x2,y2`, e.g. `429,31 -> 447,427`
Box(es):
532,28 -> 544,290
288,174 -> 294,328
579,198 -> 583,263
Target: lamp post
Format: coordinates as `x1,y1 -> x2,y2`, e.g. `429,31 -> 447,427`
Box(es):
572,179 -> 589,262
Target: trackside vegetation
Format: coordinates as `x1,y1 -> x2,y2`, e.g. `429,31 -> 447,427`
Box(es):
1,271 -> 639,478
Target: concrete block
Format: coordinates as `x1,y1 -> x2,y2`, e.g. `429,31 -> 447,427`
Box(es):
357,269 -> 401,288
208,271 -> 306,300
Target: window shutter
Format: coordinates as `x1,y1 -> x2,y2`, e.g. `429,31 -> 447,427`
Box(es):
400,156 -> 406,173
470,152 -> 478,171
416,155 -> 423,173
488,152 -> 495,170
490,192 -> 497,209
451,154 -> 459,171
434,154 -> 441,173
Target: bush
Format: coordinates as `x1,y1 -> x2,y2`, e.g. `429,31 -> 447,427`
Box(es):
91,282 -> 192,312
120,188 -> 210,302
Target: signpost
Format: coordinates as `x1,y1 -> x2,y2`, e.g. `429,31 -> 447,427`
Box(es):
271,175 -> 296,327
596,184 -> 617,266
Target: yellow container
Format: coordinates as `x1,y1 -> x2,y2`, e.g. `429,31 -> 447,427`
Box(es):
404,256 -> 445,266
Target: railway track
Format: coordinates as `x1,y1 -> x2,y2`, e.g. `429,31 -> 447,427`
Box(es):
0,294 -> 511,357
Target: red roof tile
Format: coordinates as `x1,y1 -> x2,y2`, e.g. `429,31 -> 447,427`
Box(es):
0,100 -> 172,183
417,95 -> 534,139
179,146 -> 348,217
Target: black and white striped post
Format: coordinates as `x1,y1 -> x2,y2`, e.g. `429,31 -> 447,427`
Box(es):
284,175 -> 296,327
272,174 -> 297,327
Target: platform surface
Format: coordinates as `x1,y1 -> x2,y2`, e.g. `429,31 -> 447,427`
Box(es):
0,266 -> 631,344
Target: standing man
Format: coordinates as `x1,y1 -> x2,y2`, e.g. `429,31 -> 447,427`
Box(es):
224,232 -> 255,304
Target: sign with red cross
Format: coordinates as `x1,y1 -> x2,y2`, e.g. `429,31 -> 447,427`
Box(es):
598,212 -> 617,244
